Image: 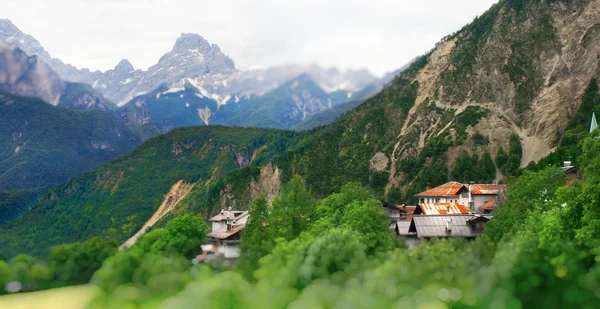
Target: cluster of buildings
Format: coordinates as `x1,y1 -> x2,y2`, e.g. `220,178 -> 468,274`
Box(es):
195,181 -> 507,263
192,112 -> 599,261
385,181 -> 506,248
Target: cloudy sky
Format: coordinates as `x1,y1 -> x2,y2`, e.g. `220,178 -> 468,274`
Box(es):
2,0 -> 498,76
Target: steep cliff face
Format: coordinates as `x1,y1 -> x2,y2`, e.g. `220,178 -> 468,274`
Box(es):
271,0 -> 600,201
398,0 -> 600,166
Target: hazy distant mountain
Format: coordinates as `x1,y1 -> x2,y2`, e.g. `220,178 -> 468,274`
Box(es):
0,40 -> 116,111
119,73 -> 336,132
0,40 -> 65,105
0,18 -> 411,133
92,33 -> 237,104
215,73 -> 334,129
0,19 -> 98,83
0,19 -> 381,106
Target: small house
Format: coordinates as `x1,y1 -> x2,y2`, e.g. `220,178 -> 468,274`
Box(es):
415,181 -> 468,204
469,184 -> 505,211
194,208 -> 249,263
382,201 -> 416,221
415,181 -> 505,213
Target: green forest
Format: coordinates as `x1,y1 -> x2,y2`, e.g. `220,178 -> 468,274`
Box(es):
1,0 -> 599,307
0,126 -> 302,257
2,132 -> 599,308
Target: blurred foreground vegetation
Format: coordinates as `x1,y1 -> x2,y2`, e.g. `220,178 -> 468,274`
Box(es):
2,135 -> 600,308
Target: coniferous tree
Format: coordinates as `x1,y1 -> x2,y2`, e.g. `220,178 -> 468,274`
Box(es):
479,151 -> 497,183
270,175 -> 316,240
239,195 -> 275,279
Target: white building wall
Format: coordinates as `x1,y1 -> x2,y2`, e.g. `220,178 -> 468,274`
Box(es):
212,222 -> 225,232
223,244 -> 241,259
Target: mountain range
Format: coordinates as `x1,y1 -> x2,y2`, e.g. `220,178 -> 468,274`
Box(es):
3,0 -> 597,258
0,18 -> 400,134
0,18 -> 402,227
0,19 -> 386,105
0,0 -> 600,254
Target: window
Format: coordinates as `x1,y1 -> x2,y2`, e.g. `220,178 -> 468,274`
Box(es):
435,198 -> 440,203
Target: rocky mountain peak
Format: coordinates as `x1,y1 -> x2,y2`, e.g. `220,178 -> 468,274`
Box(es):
158,33 -> 222,64
172,33 -> 212,53
114,59 -> 134,73
292,72 -> 314,84
0,19 -> 19,33
0,19 -> 51,61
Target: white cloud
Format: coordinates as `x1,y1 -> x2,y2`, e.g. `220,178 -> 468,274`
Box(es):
1,0 -> 498,76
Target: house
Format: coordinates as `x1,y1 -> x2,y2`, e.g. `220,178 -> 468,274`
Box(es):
479,198 -> 499,214
415,181 -> 468,204
194,208 -> 249,264
393,220 -> 419,249
415,181 -> 506,213
408,214 -> 492,240
469,183 -> 505,212
382,201 -> 416,221
382,201 -> 417,240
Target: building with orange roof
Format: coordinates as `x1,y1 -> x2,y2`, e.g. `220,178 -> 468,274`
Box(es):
415,181 -> 506,213
479,198 -> 498,214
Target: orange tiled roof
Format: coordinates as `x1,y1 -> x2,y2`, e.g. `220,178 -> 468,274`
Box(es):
479,198 -> 499,211
418,202 -> 470,215
470,184 -> 506,195
400,205 -> 416,221
415,182 -> 466,197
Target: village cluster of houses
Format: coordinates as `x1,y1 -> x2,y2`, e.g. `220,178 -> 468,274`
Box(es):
384,181 -> 505,248
191,112 -> 595,261
194,181 -> 507,262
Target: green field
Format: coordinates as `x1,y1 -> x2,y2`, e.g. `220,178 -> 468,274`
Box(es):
0,285 -> 94,309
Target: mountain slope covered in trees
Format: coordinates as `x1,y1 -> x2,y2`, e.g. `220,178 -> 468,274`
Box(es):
0,91 -> 142,225
274,0 -> 600,201
0,126 -> 301,256
3,0 -> 600,257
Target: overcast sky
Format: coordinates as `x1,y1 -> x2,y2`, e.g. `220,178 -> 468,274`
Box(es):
2,0 -> 498,76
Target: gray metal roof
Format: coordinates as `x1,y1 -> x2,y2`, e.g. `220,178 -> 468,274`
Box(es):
396,221 -> 413,236
409,215 -> 492,238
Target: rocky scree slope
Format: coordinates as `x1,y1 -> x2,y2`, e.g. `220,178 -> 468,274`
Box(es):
270,0 -> 600,201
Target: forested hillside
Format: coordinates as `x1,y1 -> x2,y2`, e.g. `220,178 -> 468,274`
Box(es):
0,126 -> 301,257
3,0 -> 600,256
3,132 -> 599,308
272,0 -> 600,202
0,91 -> 141,226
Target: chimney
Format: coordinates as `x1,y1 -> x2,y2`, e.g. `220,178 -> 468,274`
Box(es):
468,181 -> 474,211
446,205 -> 450,214
426,182 -> 431,190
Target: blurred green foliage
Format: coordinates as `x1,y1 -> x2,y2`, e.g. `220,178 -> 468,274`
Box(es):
89,135 -> 600,308
0,238 -> 116,295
